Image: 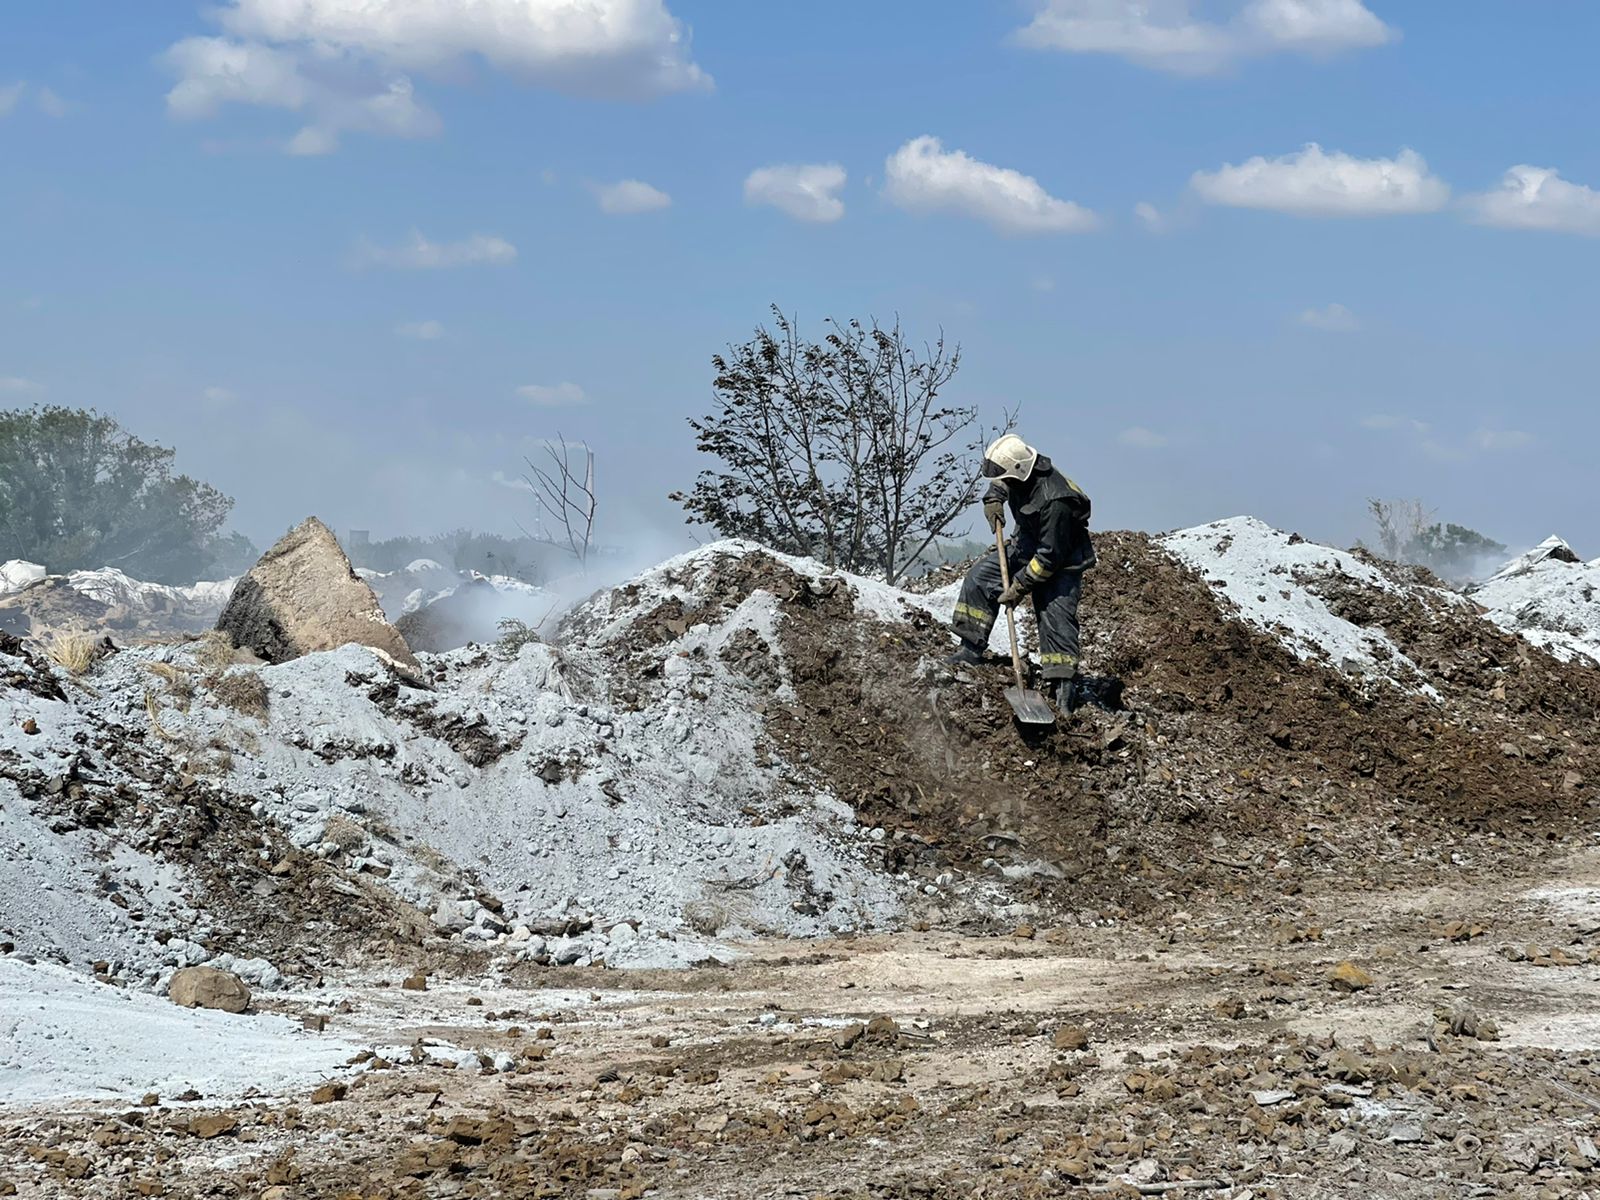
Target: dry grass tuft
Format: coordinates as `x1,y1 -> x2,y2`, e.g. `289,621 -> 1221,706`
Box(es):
144,689 -> 181,741
192,630 -> 238,672
47,631 -> 99,676
207,670 -> 270,720
144,661 -> 195,712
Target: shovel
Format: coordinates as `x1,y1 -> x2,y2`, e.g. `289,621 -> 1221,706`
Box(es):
994,526 -> 1056,726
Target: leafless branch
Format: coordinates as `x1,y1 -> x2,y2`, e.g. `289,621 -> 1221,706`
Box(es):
519,434 -> 596,567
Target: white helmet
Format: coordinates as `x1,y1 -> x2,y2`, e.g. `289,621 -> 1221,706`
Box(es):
983,434 -> 1038,482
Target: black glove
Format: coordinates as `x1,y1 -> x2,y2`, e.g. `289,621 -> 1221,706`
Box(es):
998,579 -> 1029,607
983,497 -> 1006,531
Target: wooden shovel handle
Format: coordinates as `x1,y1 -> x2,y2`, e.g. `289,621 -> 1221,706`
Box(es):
995,525 -> 1027,693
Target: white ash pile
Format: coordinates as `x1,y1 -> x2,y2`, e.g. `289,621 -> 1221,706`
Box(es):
0,559 -> 233,642
2,529 -> 927,1006
1471,536 -> 1600,666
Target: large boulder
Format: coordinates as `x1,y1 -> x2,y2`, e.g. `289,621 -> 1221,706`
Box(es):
169,966 -> 251,1013
216,517 -> 421,672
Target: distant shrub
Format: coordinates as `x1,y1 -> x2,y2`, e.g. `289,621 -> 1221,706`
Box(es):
494,617 -> 541,661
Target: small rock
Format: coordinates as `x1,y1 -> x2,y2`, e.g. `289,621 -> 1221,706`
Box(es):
694,1110 -> 730,1135
20,718 -> 38,736
1390,1121 -> 1425,1144
187,1113 -> 239,1140
1252,1089 -> 1296,1107
310,1082 -> 347,1104
401,972 -> 428,991
832,1023 -> 865,1051
169,967 -> 251,1014
1053,1025 -> 1089,1051
1328,961 -> 1374,993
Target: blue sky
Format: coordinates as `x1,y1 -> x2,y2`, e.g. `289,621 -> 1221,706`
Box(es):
3,2 -> 1598,558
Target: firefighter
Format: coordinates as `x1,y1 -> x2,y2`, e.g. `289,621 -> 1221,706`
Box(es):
947,434 -> 1096,707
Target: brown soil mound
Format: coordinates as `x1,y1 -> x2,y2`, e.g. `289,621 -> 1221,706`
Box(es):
673,536 -> 1600,921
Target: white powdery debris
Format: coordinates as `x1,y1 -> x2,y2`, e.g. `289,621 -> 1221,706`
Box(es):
362,560 -> 549,621
0,659 -> 205,984
1472,537 -> 1600,665
64,567 -> 234,614
119,625 -> 900,967
0,958 -> 356,1104
0,560 -> 48,595
578,539 -> 952,645
1159,516 -> 1443,688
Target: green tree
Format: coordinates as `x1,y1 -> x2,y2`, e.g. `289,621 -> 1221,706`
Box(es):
0,406 -> 237,583
1364,498 -> 1506,584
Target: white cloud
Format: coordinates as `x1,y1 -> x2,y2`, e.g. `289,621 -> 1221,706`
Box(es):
1361,415 -> 1533,457
354,231 -> 517,270
0,376 -> 41,395
1465,166 -> 1600,237
1298,302 -> 1358,332
396,320 -> 446,340
517,382 -> 587,407
0,82 -> 22,117
173,0 -> 708,135
1191,143 -> 1448,217
743,163 -> 847,223
1133,200 -> 1168,232
1014,0 -> 1395,75
34,86 -> 68,118
593,179 -> 672,215
165,0 -> 709,151
1473,428 -> 1534,452
490,470 -> 535,493
165,36 -> 440,155
1118,426 -> 1168,449
883,135 -> 1098,235
1360,414 -> 1428,434
202,386 -> 238,406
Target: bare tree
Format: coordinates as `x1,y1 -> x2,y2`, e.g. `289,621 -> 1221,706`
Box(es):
1364,497 -> 1506,583
1365,498 -> 1434,562
677,306 -> 1003,584
520,435 -> 596,568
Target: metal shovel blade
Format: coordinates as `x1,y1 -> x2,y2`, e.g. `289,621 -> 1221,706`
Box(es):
1004,684 -> 1057,726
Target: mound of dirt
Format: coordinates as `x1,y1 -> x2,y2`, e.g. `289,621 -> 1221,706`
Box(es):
725,525 -> 1600,921
5,522 -> 1599,1008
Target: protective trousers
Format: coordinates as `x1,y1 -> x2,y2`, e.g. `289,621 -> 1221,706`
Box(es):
951,547 -> 1083,681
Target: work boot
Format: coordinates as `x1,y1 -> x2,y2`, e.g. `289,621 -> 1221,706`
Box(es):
945,640 -> 986,666
1054,675 -> 1085,711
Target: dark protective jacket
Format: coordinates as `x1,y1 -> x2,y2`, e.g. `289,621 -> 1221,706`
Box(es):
984,455 -> 1096,590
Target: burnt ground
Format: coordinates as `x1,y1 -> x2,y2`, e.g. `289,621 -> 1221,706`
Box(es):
5,538 -> 1600,1197
5,844 -> 1600,1199
764,534 -> 1600,924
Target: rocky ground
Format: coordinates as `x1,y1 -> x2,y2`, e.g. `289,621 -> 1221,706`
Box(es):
4,517 -> 1600,1198
4,835 -> 1599,1199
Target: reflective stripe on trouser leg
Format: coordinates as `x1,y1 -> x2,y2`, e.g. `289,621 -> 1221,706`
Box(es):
951,546 -> 1028,646
1033,570 -> 1083,681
